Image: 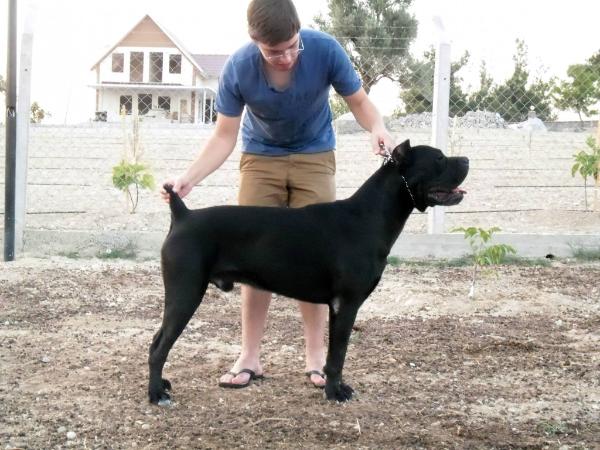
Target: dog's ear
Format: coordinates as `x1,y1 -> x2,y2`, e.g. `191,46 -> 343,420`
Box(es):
391,139 -> 411,165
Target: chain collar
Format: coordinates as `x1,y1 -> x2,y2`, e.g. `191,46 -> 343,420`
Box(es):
380,145 -> 416,208
401,175 -> 416,207
382,148 -> 394,165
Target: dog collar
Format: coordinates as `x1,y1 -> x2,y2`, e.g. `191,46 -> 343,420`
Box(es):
401,175 -> 416,207
382,148 -> 394,165
380,148 -> 415,207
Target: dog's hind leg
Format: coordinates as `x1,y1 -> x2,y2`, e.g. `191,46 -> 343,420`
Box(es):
323,299 -> 361,402
148,273 -> 208,405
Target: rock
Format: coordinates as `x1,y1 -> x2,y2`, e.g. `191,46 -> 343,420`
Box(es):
384,110 -> 508,129
66,431 -> 76,440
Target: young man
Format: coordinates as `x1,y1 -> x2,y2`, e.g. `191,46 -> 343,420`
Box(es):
161,0 -> 395,389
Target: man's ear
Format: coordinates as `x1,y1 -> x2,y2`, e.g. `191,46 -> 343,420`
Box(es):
391,139 -> 411,165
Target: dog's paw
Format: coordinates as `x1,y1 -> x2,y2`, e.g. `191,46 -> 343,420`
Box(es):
325,382 -> 354,402
148,378 -> 172,405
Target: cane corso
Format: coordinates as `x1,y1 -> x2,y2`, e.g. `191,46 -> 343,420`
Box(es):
148,139 -> 469,404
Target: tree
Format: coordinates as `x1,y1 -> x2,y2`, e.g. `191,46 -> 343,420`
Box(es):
395,47 -> 470,117
30,101 -> 49,123
467,62 -> 495,110
314,0 -> 417,93
553,50 -> 600,124
468,39 -> 555,122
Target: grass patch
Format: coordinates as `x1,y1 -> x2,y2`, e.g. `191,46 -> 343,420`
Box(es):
537,421 -> 569,436
387,256 -> 471,268
96,242 -> 137,260
502,255 -> 552,267
387,255 -> 551,267
571,246 -> 600,261
58,251 -> 80,259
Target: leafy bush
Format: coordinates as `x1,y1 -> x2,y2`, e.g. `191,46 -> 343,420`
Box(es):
112,161 -> 154,213
113,114 -> 155,213
453,226 -> 516,298
571,136 -> 600,211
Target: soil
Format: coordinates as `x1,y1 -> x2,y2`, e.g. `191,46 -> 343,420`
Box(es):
1,258 -> 599,449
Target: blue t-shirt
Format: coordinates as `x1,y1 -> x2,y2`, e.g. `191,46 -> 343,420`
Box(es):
216,29 -> 361,156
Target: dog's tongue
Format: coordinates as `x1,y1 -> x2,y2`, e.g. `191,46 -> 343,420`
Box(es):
453,187 -> 467,194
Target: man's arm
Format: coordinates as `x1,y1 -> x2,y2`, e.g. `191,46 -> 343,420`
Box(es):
343,87 -> 395,154
161,113 -> 242,200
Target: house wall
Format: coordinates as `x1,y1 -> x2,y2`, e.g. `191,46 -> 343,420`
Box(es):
98,91 -> 195,122
98,46 -> 195,85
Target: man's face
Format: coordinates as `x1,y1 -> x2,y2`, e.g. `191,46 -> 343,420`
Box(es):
256,34 -> 303,72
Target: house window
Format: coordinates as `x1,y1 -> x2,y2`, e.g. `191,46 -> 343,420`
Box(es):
112,53 -> 124,72
158,96 -> 171,111
119,95 -> 133,115
130,51 -> 144,82
138,94 -> 152,115
169,54 -> 182,74
150,52 -> 163,83
204,97 -> 217,123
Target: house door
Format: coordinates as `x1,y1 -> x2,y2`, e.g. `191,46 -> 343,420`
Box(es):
130,52 -> 144,83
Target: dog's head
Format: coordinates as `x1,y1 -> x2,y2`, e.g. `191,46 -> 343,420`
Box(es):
387,139 -> 469,212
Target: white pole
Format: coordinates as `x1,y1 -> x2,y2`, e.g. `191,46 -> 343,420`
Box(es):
202,89 -> 206,124
15,2 -> 35,254
428,16 -> 451,234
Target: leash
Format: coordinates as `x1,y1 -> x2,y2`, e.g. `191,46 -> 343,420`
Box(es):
380,142 -> 416,207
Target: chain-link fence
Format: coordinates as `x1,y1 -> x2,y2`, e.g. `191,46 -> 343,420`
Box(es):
1,12 -> 600,258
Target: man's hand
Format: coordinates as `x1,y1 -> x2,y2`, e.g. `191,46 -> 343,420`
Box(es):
371,127 -> 396,156
160,177 -> 195,203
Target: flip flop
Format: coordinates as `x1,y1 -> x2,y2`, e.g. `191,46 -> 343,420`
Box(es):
218,368 -> 264,389
305,370 -> 326,389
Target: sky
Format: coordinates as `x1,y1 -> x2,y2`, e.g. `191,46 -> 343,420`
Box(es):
1,0 -> 598,123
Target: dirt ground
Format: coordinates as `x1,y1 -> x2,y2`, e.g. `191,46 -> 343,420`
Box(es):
1,258 -> 599,449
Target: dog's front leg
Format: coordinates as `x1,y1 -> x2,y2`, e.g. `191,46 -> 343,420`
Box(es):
323,300 -> 360,402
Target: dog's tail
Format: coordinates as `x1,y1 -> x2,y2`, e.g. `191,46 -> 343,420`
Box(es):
163,184 -> 189,221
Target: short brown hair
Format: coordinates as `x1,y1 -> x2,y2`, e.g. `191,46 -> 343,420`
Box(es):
247,0 -> 301,45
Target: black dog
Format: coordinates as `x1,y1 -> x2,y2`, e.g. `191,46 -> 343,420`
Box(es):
148,140 -> 468,404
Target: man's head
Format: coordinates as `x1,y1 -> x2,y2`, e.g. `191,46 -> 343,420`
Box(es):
248,0 -> 300,45
248,0 -> 302,71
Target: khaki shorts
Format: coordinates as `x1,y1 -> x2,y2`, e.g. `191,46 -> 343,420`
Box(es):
239,151 -> 336,208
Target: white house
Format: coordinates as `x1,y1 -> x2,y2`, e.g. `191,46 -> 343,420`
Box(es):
90,15 -> 228,124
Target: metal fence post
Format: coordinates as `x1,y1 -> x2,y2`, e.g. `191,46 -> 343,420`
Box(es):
4,0 -> 17,261
428,17 -> 451,234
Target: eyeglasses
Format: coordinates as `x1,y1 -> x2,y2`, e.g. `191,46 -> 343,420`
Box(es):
261,36 -> 304,62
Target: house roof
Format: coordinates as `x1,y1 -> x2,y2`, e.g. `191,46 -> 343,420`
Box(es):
90,14 -> 229,79
192,54 -> 229,77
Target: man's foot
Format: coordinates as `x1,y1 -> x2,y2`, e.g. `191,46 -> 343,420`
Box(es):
218,368 -> 264,389
219,360 -> 263,388
305,369 -> 326,388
